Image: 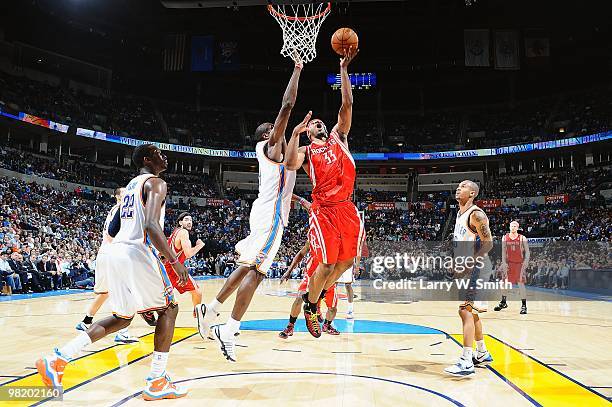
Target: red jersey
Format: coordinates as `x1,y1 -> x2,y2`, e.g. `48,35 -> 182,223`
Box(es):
505,233 -> 524,263
305,130 -> 356,205
167,228 -> 187,265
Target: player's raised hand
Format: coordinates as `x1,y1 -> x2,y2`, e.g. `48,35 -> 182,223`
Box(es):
280,268 -> 293,284
292,110 -> 312,137
292,51 -> 304,70
174,262 -> 190,286
340,46 -> 359,68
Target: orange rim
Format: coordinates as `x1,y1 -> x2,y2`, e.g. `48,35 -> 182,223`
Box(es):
268,2 -> 331,22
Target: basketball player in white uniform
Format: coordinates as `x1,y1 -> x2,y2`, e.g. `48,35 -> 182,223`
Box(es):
445,180 -> 494,377
37,144 -> 190,401
74,187 -> 138,344
196,59 -> 303,362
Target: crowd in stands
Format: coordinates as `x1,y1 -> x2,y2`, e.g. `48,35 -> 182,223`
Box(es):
0,145 -> 219,197
0,142 -> 610,295
1,69 -> 610,153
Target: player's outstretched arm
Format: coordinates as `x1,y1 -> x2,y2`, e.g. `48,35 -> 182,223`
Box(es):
285,111 -> 311,171
281,242 -> 310,283
267,60 -> 303,162
291,194 -> 311,211
143,178 -> 188,284
178,228 -> 205,259
335,46 -> 358,140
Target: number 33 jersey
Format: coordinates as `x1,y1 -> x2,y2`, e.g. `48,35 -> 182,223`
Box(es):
305,129 -> 356,205
114,174 -> 166,246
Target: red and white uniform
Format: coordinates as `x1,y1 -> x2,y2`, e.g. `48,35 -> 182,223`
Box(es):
306,130 -> 363,265
164,228 -> 197,294
298,252 -> 337,308
504,233 -> 525,284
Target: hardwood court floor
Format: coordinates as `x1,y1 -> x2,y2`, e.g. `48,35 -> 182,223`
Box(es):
1,278 -> 610,406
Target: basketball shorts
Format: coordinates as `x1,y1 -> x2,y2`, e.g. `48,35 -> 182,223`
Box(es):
164,262 -> 198,294
93,245 -> 110,294
298,273 -> 338,308
458,255 -> 493,314
336,265 -> 354,284
101,242 -> 175,319
506,261 -> 525,284
308,201 -> 364,265
236,221 -> 284,274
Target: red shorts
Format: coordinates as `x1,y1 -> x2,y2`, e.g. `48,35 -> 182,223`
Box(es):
506,262 -> 525,284
298,274 -> 337,308
308,201 -> 363,265
164,262 -> 198,294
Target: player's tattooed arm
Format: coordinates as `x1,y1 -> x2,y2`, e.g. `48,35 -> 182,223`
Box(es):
471,210 -> 493,258
285,111 -> 311,171
282,241 -> 309,283
268,61 -> 303,162
336,46 -> 358,139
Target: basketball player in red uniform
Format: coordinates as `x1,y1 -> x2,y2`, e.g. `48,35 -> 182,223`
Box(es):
286,46 -> 363,337
278,240 -> 340,338
495,221 -> 530,314
164,213 -> 205,310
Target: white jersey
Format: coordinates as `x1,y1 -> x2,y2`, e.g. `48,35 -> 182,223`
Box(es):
453,205 -> 483,243
101,204 -> 120,247
250,140 -> 296,228
113,174 -> 166,247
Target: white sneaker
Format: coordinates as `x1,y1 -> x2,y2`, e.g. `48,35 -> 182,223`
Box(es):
114,331 -> 139,344
473,350 -> 493,366
444,357 -> 475,377
143,372 -> 187,401
195,304 -> 219,341
346,311 -> 354,320
213,324 -> 236,363
75,321 -> 90,332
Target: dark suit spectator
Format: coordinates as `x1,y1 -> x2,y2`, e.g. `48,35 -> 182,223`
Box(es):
8,252 -> 31,293
24,254 -> 48,292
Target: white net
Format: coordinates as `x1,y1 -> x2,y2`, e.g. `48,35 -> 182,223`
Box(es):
268,2 -> 331,64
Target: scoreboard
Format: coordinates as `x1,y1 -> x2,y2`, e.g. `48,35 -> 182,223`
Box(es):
327,72 -> 377,90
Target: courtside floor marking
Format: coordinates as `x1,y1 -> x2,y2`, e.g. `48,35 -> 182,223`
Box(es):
1,328 -> 195,407
451,334 -> 609,406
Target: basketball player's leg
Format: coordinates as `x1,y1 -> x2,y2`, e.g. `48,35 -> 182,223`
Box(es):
322,286 -> 340,335
444,307 -> 476,376
345,283 -> 355,318
280,278 -> 308,339
518,282 -> 527,314
472,313 -> 493,364
190,283 -> 202,308
214,226 -> 283,362
77,292 -> 108,330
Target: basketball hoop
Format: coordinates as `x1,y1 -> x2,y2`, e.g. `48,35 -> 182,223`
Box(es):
268,2 -> 331,64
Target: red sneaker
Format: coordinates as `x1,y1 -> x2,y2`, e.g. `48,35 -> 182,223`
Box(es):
303,306 -> 321,338
279,323 -> 294,339
322,323 -> 340,335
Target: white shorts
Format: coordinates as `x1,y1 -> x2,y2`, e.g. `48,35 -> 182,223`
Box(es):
235,221 -> 284,274
336,266 -> 354,284
100,242 -> 175,319
93,245 -> 110,294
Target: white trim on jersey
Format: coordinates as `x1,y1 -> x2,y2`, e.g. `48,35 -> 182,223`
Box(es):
309,211 -> 328,264
307,146 -> 316,187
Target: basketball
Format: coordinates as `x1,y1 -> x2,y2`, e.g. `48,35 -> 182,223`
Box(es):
331,27 -> 359,56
